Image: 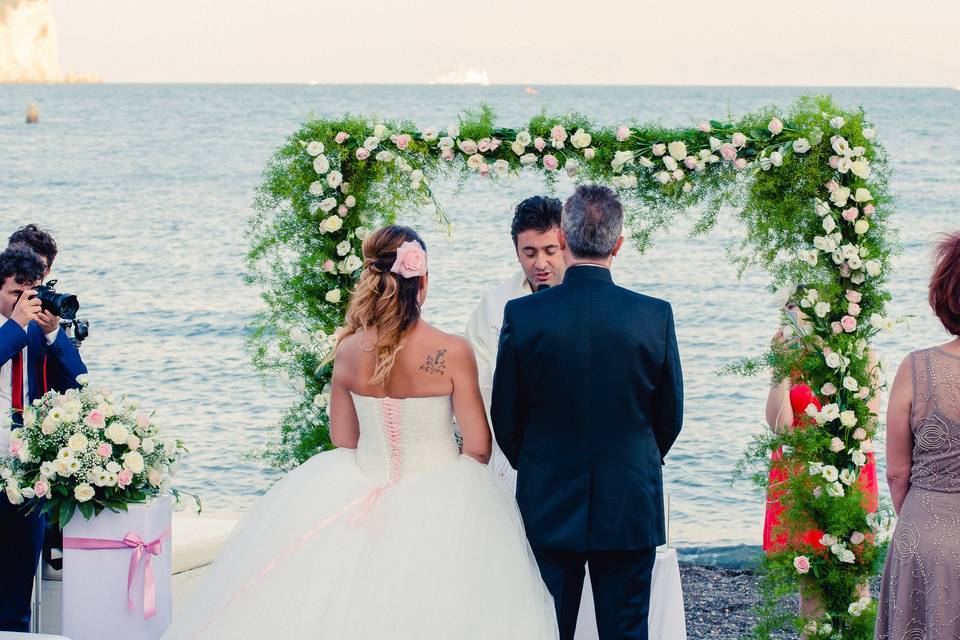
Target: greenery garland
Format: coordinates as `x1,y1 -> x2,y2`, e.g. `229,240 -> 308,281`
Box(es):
247,94 -> 895,638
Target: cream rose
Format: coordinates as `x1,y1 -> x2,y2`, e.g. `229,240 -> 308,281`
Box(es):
122,451 -> 145,474
74,483 -> 95,503
325,289 -> 341,304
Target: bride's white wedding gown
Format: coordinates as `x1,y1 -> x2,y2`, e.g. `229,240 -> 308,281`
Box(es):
163,393 -> 558,639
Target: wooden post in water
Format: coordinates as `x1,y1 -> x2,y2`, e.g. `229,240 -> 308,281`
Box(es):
26,103 -> 39,124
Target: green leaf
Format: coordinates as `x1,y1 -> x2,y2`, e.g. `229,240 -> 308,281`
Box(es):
77,500 -> 94,520
58,500 -> 75,528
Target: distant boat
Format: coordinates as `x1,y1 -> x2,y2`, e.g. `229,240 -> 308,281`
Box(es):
525,86 -> 538,94
307,80 -> 319,86
431,65 -> 490,86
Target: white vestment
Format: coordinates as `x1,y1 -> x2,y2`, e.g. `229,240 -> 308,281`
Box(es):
463,270 -> 531,494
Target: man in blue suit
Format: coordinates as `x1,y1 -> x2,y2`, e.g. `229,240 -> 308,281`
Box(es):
0,246 -> 87,631
492,185 -> 683,640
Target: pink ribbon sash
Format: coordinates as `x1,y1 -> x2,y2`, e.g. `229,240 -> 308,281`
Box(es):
63,527 -> 171,619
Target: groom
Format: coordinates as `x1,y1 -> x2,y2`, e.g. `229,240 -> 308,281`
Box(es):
491,185 -> 683,640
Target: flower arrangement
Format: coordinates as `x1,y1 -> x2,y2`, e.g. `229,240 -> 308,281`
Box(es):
248,95 -> 894,637
2,375 -> 189,527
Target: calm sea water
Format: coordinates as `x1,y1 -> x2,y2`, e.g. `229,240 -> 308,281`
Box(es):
1,85 -> 958,565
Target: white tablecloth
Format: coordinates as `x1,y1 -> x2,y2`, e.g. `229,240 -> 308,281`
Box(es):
574,548 -> 686,640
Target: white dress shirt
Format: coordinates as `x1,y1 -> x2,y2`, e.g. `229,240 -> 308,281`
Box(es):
0,322 -> 59,451
464,271 -> 532,493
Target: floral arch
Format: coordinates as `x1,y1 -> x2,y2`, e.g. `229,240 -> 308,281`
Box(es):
247,95 -> 894,638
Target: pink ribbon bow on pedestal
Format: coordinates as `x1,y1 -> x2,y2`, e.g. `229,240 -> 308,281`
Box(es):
63,527 -> 171,619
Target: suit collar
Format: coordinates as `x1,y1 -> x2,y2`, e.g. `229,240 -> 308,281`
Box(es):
562,264 -> 613,285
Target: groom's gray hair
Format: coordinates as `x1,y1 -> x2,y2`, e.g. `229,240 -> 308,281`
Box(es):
562,185 -> 624,259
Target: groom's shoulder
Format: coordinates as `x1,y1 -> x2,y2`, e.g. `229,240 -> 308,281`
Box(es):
614,285 -> 673,314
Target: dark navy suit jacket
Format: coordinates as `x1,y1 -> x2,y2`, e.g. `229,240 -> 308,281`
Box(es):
0,317 -> 87,411
491,265 -> 683,551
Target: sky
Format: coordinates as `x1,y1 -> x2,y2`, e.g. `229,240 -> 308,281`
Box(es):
51,0 -> 960,85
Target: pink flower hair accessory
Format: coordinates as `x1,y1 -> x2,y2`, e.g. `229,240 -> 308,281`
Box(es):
390,241 -> 427,279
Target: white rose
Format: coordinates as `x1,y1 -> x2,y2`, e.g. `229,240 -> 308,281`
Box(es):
655,171 -> 671,185
515,131 -> 532,147
830,186 -> 851,206
327,171 -> 343,189
127,435 -> 141,451
814,301 -> 831,318
40,461 -> 56,478
306,141 -> 324,156
363,136 -> 380,151
663,156 -> 678,171
843,376 -> 859,392
41,416 -> 58,435
446,124 -> 460,138
822,465 -> 839,482
105,424 -> 129,445
864,260 -> 881,277
853,188 -> 873,202
345,195 -> 357,208
860,439 -> 875,454
829,116 -> 845,129
824,352 -> 843,369
830,437 -> 845,452
840,410 -> 857,427
570,128 -> 592,149
793,138 -> 811,153
770,151 -> 783,167
122,451 -> 145,474
847,255 -> 863,270
821,403 -> 841,422
319,197 -> 337,213
839,468 -> 856,486
343,255 -> 363,273
141,437 -> 156,454
565,158 -> 579,178
336,240 -> 351,257
106,460 -> 121,473
312,155 -> 330,174
862,127 -> 876,140
822,216 -> 837,233
854,219 -> 869,235
492,159 -> 510,177
308,181 -> 324,196
421,127 -> 438,142
375,150 -> 395,162
667,141 -> 687,161
67,433 -> 88,452
826,481 -> 845,497
372,124 -> 388,139
73,483 -> 95,503
821,382 -> 837,396
519,153 -> 538,166
148,468 -> 164,487
325,289 -> 341,304
837,157 -> 852,174
354,227 -> 371,241
639,156 -> 655,169
820,533 -> 838,547
851,449 -> 868,467
438,136 -> 455,150
322,216 -> 343,233
850,159 -> 870,179
5,485 -> 24,505
511,141 -> 525,156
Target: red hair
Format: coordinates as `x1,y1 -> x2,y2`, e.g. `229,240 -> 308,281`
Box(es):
929,231 -> 960,336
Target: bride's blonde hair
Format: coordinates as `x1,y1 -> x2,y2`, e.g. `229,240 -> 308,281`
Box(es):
334,225 -> 426,384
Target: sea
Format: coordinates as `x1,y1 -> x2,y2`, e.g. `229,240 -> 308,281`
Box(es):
1,84 -> 958,567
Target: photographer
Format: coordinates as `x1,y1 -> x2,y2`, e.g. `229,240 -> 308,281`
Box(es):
0,246 -> 87,632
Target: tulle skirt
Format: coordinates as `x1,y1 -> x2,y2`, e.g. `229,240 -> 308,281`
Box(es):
163,448 -> 558,639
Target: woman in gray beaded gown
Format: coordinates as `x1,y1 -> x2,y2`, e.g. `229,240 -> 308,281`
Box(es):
877,231 -> 960,640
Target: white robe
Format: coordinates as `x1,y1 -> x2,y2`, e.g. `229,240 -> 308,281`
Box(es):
463,270 -> 531,494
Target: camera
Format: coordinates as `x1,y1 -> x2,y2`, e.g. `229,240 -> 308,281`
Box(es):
32,280 -> 79,320
59,318 -> 90,348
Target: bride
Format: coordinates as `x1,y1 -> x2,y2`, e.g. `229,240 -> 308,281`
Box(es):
163,225 -> 558,639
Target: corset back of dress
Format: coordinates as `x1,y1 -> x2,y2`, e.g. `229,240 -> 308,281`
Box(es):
352,393 -> 460,483
909,348 -> 960,492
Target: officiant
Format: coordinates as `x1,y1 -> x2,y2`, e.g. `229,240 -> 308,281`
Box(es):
464,195 -> 565,491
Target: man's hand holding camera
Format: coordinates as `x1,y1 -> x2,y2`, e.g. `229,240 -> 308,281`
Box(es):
11,287 -> 42,330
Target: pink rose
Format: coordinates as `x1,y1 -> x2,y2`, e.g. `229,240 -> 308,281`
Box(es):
720,144 -> 737,162
848,302 -> 861,316
534,137 -> 547,152
487,138 -> 501,151
616,125 -> 631,142
845,290 -> 862,303
697,121 -> 711,132
793,555 -> 811,574
322,260 -> 335,272
136,411 -> 150,430
394,134 -> 411,150
584,147 -> 596,160
355,147 -> 370,161
390,241 -> 428,279
825,180 -> 839,192
338,205 -> 348,216
441,149 -> 454,161
829,155 -> 840,169
850,531 -> 865,545
117,469 -> 134,488
334,132 -> 349,144
684,156 -> 697,170
731,132 -> 747,148
477,138 -> 491,153
839,263 -> 852,278
8,441 -> 20,457
768,118 -> 783,135
672,169 -> 684,181
651,143 -> 666,156
841,315 -> 858,332
33,479 -> 49,498
550,125 -> 567,142
85,410 -> 106,429
97,443 -> 112,457
831,321 -> 843,334
458,139 -> 478,155
542,154 -> 559,171
734,158 -> 748,170
842,207 -> 858,222
863,204 -> 876,217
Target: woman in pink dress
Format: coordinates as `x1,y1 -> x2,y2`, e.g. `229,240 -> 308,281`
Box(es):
763,293 -> 880,618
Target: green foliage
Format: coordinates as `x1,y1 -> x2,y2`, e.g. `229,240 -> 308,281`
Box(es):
247,95 -> 895,635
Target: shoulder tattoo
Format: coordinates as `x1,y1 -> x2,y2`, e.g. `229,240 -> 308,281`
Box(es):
420,348 -> 448,375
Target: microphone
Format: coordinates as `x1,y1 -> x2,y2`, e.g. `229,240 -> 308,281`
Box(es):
535,283 -> 550,292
